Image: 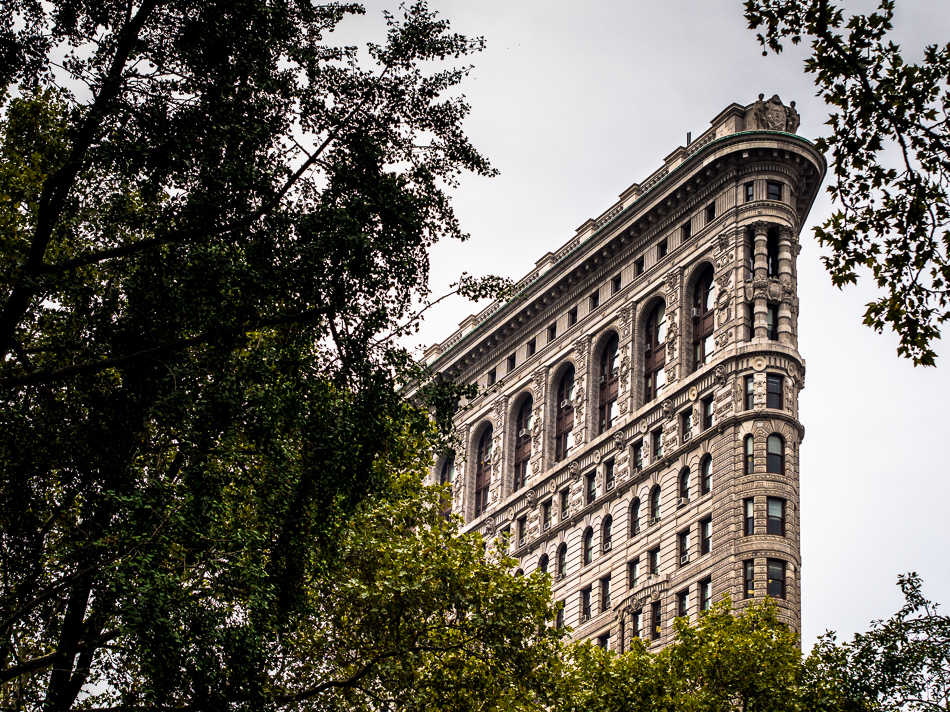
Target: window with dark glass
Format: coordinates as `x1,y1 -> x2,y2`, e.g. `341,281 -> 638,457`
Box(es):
681,220 -> 692,241
439,454 -> 455,517
487,368 -> 496,387
538,554 -> 549,574
560,488 -> 570,521
702,396 -> 714,430
766,302 -> 779,340
693,265 -> 716,370
586,472 -> 596,506
700,578 -> 712,611
653,429 -> 664,460
556,604 -> 564,629
744,375 -> 754,410
767,559 -> 786,599
557,544 -> 567,579
651,601 -> 662,640
677,589 -> 689,618
767,374 -> 783,409
633,441 -> 645,470
744,435 -> 754,476
701,517 -> 712,555
517,516 -> 527,546
767,434 -> 784,474
630,498 -> 641,536
568,307 -> 578,326
634,256 -> 644,276
555,366 -> 576,462
633,609 -> 643,638
475,427 -> 493,517
767,229 -> 780,276
542,501 -> 553,530
547,323 -> 557,343
583,528 -> 594,566
605,460 -> 615,491
767,497 -> 786,536
599,333 -> 620,434
601,575 -> 611,611
658,239 -> 668,259
744,182 -> 754,202
681,410 -> 693,442
651,485 -> 662,522
679,467 -> 690,502
678,528 -> 690,565
744,559 -> 755,599
706,202 -> 716,224
589,289 -> 600,311
602,516 -> 613,553
644,300 -> 668,402
767,180 -> 783,201
649,547 -> 659,576
513,396 -> 533,491
526,338 -> 536,357
612,274 -> 622,294
507,352 -> 516,373
582,587 -> 592,619
700,455 -> 712,495
619,620 -> 625,653
628,558 -> 640,588
744,498 -> 755,536
597,633 -> 610,649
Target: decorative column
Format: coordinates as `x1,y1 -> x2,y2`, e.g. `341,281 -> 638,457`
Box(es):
618,304 -> 634,420
490,396 -> 507,504
777,225 -> 797,347
751,221 -> 770,339
664,269 -> 682,386
530,366 -> 547,475
572,335 -> 592,447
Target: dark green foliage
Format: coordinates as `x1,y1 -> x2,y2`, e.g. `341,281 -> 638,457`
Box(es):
745,0 -> 950,365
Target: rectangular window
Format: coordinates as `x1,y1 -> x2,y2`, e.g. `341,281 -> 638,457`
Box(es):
700,578 -> 712,611
744,182 -> 754,202
744,560 -> 755,599
767,180 -> 783,201
601,575 -> 611,612
633,441 -> 644,470
605,460 -> 615,491
681,410 -> 693,442
568,307 -> 578,327
547,323 -> 557,343
487,368 -> 496,387
767,559 -> 786,598
701,396 -> 714,430
767,497 -> 786,536
701,517 -> 712,555
507,353 -> 516,373
706,202 -> 716,224
628,558 -> 640,588
677,589 -> 689,618
652,429 -> 664,460
556,603 -> 564,629
681,221 -> 692,241
634,256 -> 645,276
633,608 -> 643,638
651,601 -> 662,640
744,375 -> 754,411
612,274 -> 622,295
517,516 -> 527,546
744,498 -> 755,536
589,290 -> 600,311
560,489 -> 570,520
597,633 -> 610,650
658,239 -> 668,259
542,501 -> 553,530
678,529 -> 690,566
586,472 -> 596,505
767,303 -> 778,340
581,587 -> 592,620
649,547 -> 659,576
767,374 -> 783,409
526,338 -> 536,357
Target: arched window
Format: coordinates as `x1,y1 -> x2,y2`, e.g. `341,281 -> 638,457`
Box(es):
513,396 -> 533,491
650,485 -> 662,522
583,527 -> 594,565
700,454 -> 712,495
557,543 -> 568,579
692,265 -> 716,370
515,569 -> 524,578
555,366 -> 576,461
538,554 -> 549,574
630,498 -> 641,535
644,302 -> 667,403
475,426 -> 493,517
439,454 -> 455,517
767,434 -> 784,474
679,467 -> 690,501
599,333 -> 620,434
744,435 -> 754,476
603,516 -> 613,552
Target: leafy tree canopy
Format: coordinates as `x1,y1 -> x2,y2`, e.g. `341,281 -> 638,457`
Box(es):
745,0 -> 950,365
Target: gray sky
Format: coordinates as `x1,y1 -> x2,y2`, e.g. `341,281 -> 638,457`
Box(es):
342,0 -> 950,650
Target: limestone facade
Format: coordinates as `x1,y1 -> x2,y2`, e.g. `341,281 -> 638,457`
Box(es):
425,97 -> 825,649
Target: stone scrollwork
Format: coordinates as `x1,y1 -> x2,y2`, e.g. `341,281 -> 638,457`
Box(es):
752,276 -> 769,300
620,305 -> 632,337
746,94 -> 799,133
714,329 -> 732,349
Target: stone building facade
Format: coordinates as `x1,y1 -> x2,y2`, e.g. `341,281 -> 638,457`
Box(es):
424,96 -> 825,649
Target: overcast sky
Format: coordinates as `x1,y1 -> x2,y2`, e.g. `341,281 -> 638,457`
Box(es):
339,0 -> 950,651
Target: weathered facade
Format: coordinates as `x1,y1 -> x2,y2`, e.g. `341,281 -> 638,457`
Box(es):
425,96 -> 825,649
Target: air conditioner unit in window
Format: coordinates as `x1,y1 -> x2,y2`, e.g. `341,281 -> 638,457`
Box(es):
632,523 -> 641,535
651,516 -> 661,525
561,399 -> 572,409
603,541 -> 612,552
543,521 -> 551,531
681,555 -> 690,565
633,465 -> 642,474
677,497 -> 686,507
519,428 -> 528,437
606,481 -> 615,491
691,308 -> 701,318
600,375 -> 607,383
581,614 -> 591,622
683,431 -> 691,441
518,538 -> 525,548
646,574 -> 655,582
557,573 -> 566,581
